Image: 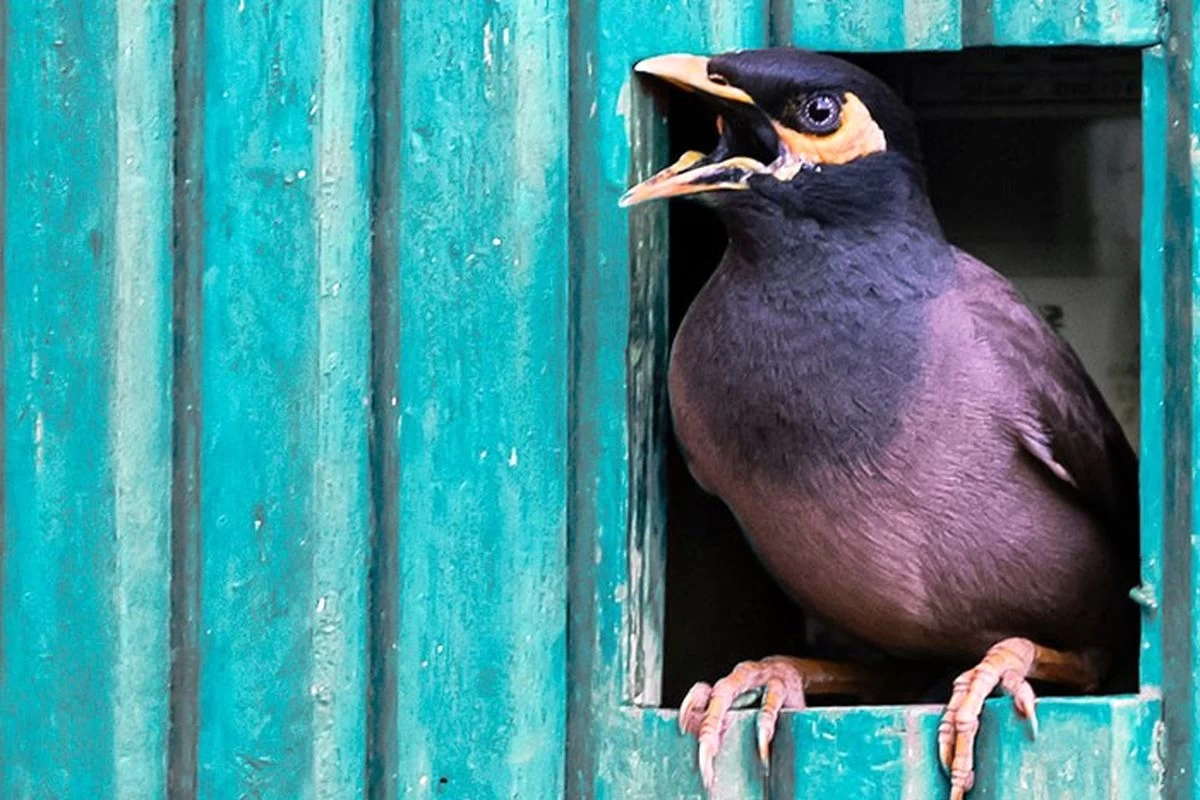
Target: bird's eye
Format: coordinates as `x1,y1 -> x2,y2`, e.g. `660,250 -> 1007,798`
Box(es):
708,73 -> 730,86
800,92 -> 842,134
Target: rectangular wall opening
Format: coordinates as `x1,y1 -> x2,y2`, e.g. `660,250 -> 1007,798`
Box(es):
653,47 -> 1144,707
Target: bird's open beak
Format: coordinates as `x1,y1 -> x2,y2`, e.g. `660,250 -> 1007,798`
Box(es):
619,54 -> 773,208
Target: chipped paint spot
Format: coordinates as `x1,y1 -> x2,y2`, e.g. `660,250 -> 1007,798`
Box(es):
483,20 -> 495,68
616,79 -> 632,119
33,411 -> 44,472
508,447 -> 518,466
628,546 -> 643,599
616,79 -> 633,142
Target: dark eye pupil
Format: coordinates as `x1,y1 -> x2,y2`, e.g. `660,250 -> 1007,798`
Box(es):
807,97 -> 834,124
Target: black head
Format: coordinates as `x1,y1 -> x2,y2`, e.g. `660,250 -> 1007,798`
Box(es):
620,47 -> 925,213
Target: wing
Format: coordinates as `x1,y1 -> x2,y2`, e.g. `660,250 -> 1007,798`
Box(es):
952,248 -> 1139,553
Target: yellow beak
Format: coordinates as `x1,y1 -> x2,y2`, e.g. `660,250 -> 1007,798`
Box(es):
632,54 -> 755,106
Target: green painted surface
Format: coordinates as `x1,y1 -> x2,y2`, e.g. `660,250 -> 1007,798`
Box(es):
781,0 -> 1159,50
567,1 -> 770,795
0,1 -> 174,796
170,0 -> 203,792
382,0 -> 571,797
572,2 -> 1169,800
0,0 -> 1180,797
571,698 -> 1159,797
1161,2 -> 1200,796
1140,45 -> 1166,694
784,0 -> 962,51
964,0 -> 1160,47
187,1 -> 372,796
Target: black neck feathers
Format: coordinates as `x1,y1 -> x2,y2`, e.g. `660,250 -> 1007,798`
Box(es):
674,157 -> 955,481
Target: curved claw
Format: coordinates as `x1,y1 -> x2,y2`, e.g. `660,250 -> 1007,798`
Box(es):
696,675 -> 740,790
679,681 -> 713,736
699,738 -> 717,790
1003,669 -> 1039,741
938,638 -> 1039,799
1023,702 -> 1040,740
756,677 -> 788,769
679,657 -> 811,791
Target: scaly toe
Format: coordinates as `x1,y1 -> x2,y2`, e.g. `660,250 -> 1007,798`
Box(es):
679,681 -> 713,736
940,639 -> 1040,798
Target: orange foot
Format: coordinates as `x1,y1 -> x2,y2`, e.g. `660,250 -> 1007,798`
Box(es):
937,638 -> 1104,799
677,656 -> 889,790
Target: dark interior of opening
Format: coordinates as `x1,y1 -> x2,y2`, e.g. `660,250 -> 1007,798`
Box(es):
660,47 -> 1143,706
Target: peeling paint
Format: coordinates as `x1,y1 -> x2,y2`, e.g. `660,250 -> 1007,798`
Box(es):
483,20 -> 494,68
33,411 -> 44,473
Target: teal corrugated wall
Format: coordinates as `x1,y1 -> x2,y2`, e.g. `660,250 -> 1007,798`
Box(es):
1,0 -> 1193,798
0,0 -> 568,796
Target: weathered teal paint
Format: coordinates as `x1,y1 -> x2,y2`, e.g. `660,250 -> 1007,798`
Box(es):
170,0 -> 204,792
775,697 -> 1158,798
382,0 -> 571,797
571,2 -> 1170,799
780,0 -> 1159,50
0,1 -> 174,796
1140,45 -> 1166,694
187,1 -> 373,796
0,0 -> 1182,797
783,0 -> 961,51
963,0 -> 1160,47
567,0 -> 770,794
566,699 -> 1159,797
1161,1 -> 1200,795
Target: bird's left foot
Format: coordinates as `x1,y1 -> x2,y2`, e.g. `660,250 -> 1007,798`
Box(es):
937,637 -> 1104,800
679,656 -> 808,790
678,656 -> 888,790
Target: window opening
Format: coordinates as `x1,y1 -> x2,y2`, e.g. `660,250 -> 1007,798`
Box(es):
655,47 -> 1144,706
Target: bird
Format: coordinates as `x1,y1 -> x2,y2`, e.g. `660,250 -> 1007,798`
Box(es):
619,47 -> 1140,799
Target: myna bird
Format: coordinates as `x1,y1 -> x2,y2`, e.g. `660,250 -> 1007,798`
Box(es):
620,48 -> 1139,799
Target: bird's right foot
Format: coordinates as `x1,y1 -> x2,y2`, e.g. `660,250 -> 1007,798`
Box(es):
937,638 -> 1106,800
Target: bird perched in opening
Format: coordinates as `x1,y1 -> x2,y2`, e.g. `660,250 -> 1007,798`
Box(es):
620,47 -> 1139,799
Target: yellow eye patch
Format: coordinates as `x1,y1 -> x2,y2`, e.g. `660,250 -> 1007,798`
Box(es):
772,93 -> 886,168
